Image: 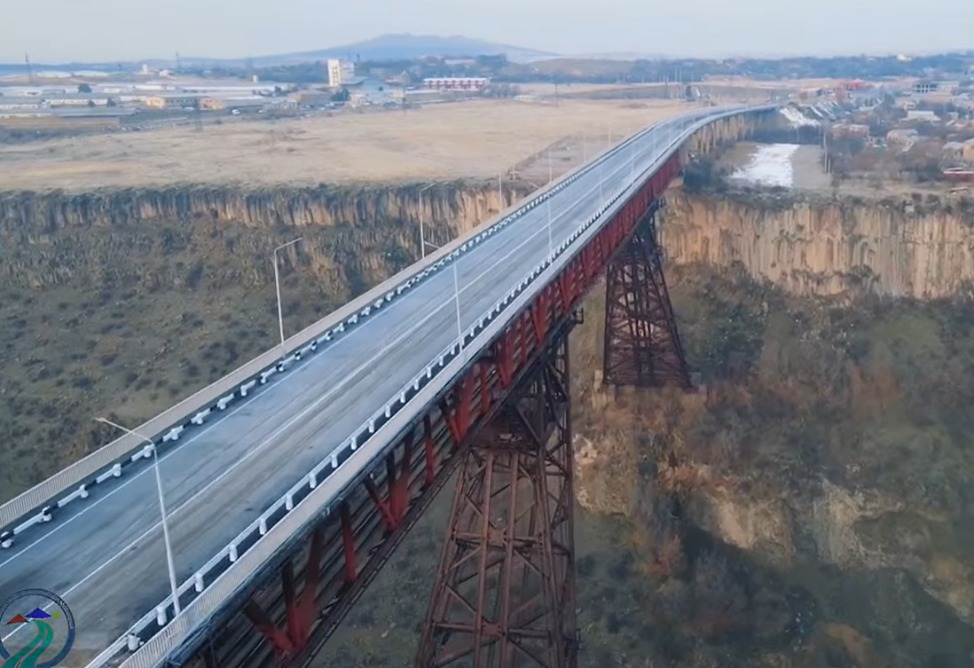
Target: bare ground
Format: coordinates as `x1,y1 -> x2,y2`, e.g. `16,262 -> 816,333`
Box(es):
0,99 -> 699,191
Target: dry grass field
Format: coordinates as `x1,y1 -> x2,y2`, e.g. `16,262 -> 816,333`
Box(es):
0,98 -> 699,191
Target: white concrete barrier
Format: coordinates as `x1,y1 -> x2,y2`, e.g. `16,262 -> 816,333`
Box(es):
96,463 -> 123,484
190,409 -> 211,426
162,427 -> 183,443
57,485 -> 89,509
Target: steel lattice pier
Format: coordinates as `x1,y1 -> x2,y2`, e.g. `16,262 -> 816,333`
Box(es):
416,334 -> 578,668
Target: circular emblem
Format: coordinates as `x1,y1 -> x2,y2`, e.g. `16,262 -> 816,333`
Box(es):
0,588 -> 75,667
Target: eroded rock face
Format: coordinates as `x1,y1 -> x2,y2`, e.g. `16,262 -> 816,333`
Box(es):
691,477 -> 974,625
0,182 -> 525,292
570,191 -> 974,657
575,388 -> 974,631
662,189 -> 974,298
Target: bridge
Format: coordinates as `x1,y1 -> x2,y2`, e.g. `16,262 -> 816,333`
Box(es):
0,103 -> 777,668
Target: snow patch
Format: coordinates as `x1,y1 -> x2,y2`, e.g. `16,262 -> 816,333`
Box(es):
780,106 -> 821,127
732,143 -> 800,188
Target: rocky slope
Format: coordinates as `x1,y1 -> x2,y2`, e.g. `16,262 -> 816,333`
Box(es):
0,182 -> 528,293
662,186 -> 974,298
571,181 -> 974,666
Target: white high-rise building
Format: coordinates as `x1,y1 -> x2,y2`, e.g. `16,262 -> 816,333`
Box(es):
327,59 -> 356,87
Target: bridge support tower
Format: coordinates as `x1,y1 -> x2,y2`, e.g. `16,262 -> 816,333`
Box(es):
603,206 -> 691,389
417,334 -> 578,668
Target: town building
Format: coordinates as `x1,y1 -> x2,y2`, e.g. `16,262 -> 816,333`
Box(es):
422,77 -> 491,92
906,110 -> 940,123
886,128 -> 919,151
327,59 -> 356,88
944,141 -> 967,162
831,123 -> 870,139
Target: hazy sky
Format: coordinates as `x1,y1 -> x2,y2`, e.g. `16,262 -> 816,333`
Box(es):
2,0 -> 972,63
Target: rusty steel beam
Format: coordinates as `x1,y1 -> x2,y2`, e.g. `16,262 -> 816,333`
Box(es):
184,153 -> 686,668
603,206 -> 691,389
416,334 -> 577,668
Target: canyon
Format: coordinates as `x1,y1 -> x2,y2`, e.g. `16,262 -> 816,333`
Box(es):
2,168 -> 973,666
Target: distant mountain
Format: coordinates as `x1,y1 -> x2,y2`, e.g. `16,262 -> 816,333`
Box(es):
248,34 -> 556,66
0,35 -> 556,75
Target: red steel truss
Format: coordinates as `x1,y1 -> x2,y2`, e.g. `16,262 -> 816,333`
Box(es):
602,205 -> 691,388
416,335 -> 577,668
184,154 -> 686,668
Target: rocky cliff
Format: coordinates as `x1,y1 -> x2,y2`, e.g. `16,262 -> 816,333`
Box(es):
570,261 -> 974,666
565,167 -> 974,667
661,187 -> 974,298
0,182 -> 530,294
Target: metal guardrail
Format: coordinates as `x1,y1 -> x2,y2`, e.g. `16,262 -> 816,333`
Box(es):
91,104 -> 778,668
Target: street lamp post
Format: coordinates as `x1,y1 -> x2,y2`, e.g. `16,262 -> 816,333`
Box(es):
94,417 -> 181,616
417,184 -> 436,260
599,159 -> 604,201
546,150 -> 554,259
452,261 -> 463,349
273,238 -> 302,365
423,226 -> 461,354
